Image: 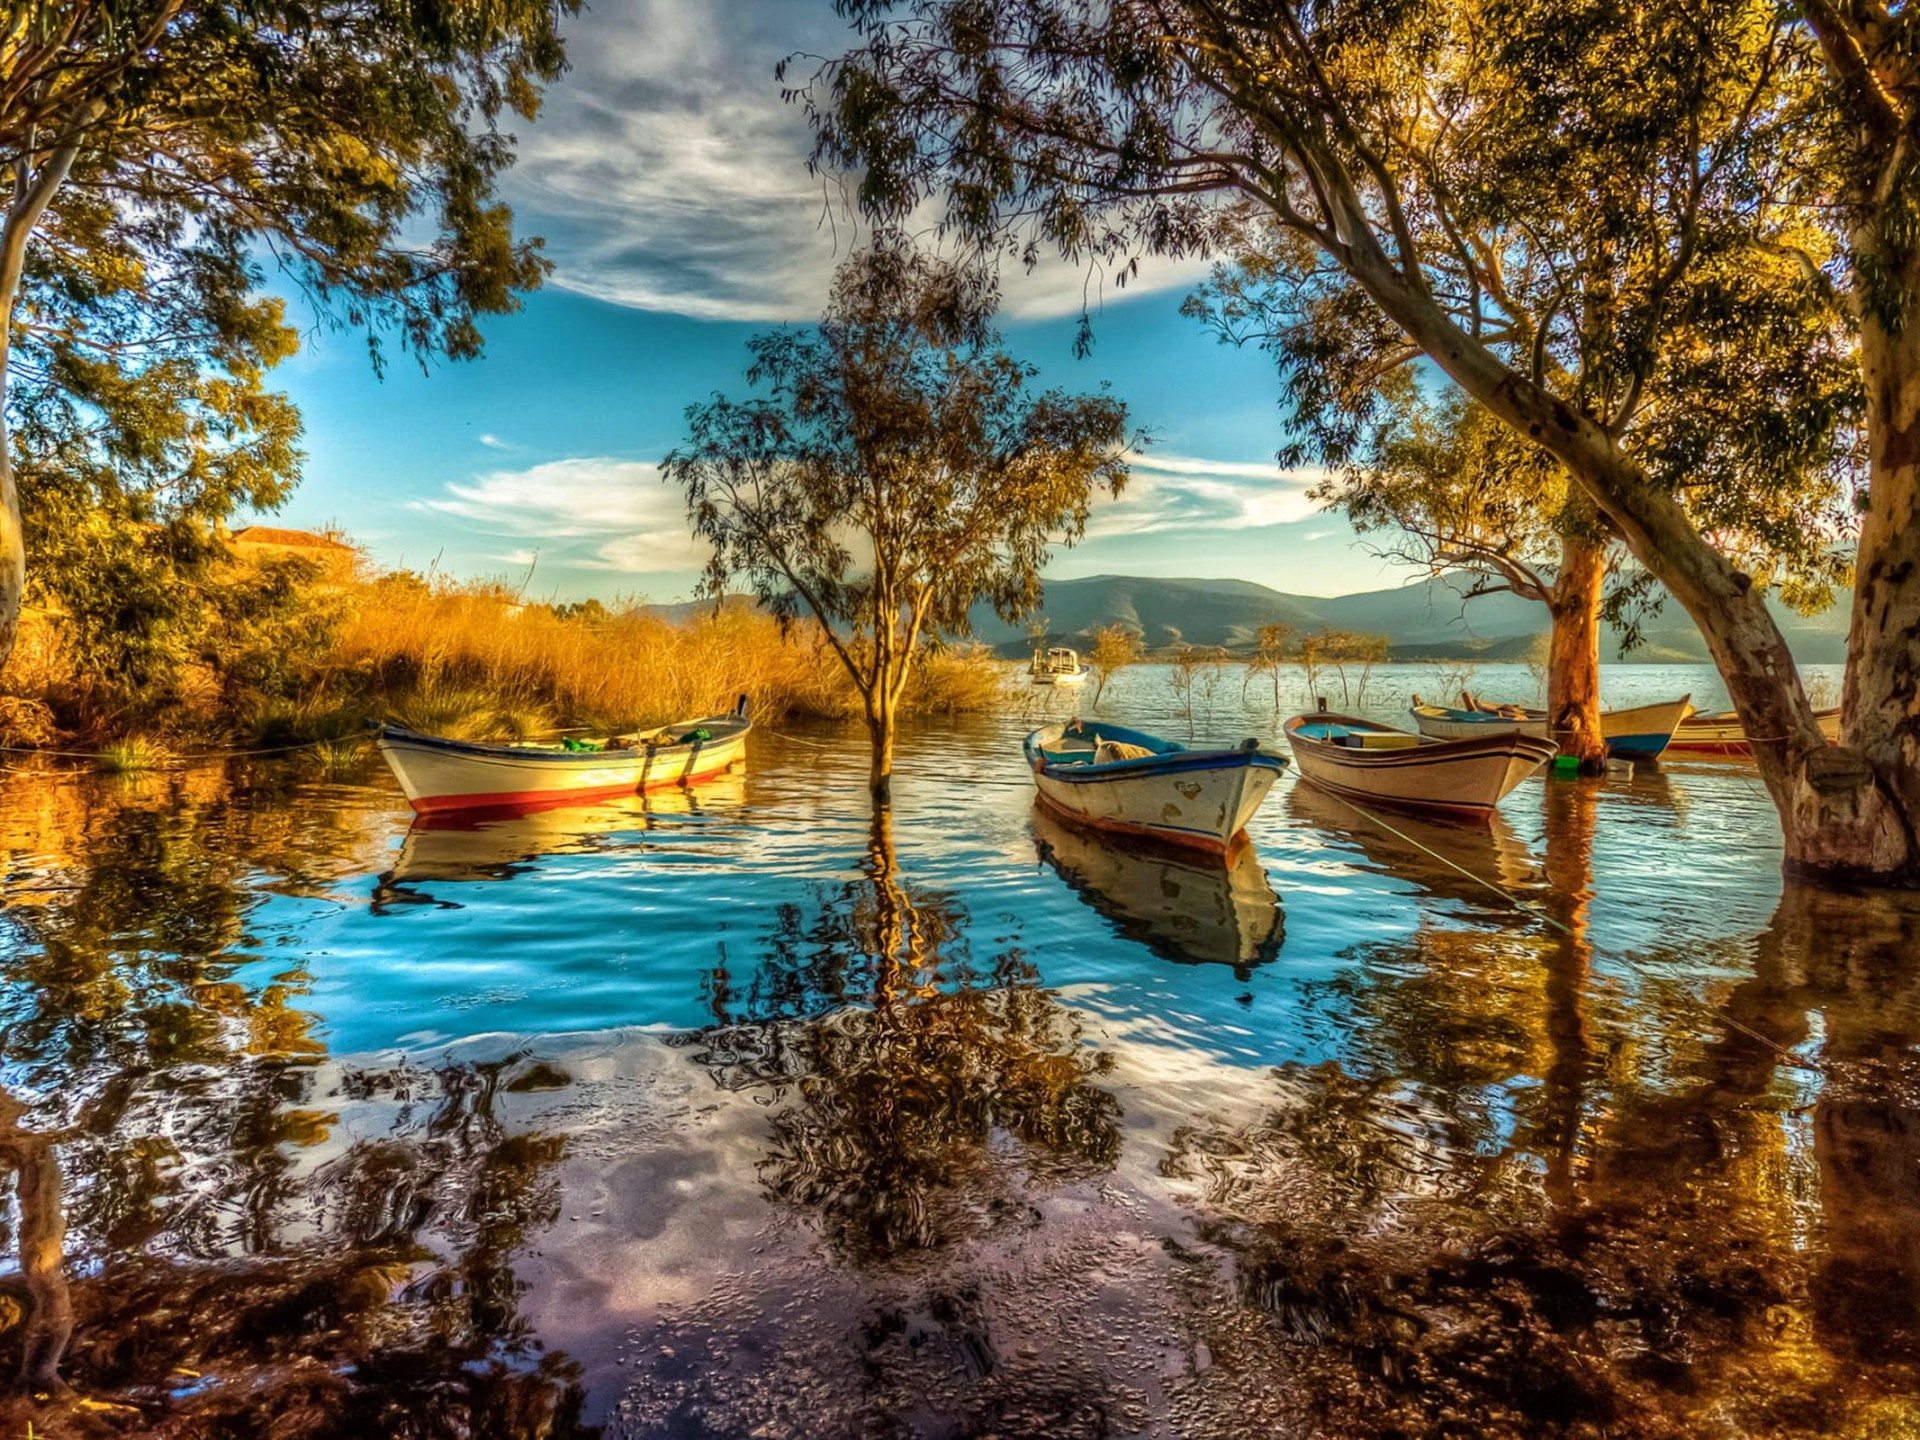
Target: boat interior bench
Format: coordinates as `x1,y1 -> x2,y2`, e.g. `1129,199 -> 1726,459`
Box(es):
1297,723 -> 1423,750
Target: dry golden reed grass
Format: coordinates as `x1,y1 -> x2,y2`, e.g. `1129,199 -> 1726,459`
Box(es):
328,577 -> 1009,737
1,573 -> 1012,746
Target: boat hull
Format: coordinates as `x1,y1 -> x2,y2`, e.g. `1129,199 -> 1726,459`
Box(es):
1667,706 -> 1840,757
1288,713 -> 1555,822
377,716 -> 748,814
1025,722 -> 1286,854
1422,694 -> 1694,760
1032,667 -> 1090,686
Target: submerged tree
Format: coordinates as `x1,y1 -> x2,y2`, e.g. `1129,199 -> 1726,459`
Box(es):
1087,623 -> 1144,709
0,0 -> 574,673
796,0 -> 1901,881
666,246 -> 1132,802
1243,621 -> 1296,715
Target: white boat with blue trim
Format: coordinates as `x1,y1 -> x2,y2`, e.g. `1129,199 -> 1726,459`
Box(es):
376,699 -> 751,815
1024,719 -> 1288,855
1409,691 -> 1694,761
1286,711 -> 1556,822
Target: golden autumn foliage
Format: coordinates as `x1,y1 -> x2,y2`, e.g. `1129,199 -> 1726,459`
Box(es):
0,565 -> 1010,747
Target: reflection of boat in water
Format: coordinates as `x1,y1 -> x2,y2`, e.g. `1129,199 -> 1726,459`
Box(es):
1031,806 -> 1283,974
1284,780 -> 1538,909
376,773 -> 744,899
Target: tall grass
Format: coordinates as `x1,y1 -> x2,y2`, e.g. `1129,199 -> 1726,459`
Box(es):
328,578 -> 1004,739
3,571 -> 1010,747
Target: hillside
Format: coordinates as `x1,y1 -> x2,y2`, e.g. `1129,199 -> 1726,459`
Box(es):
642,575 -> 1850,664
964,574 -> 1851,664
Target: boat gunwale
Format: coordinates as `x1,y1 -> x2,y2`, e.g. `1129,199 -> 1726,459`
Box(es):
1022,721 -> 1286,783
1285,712 -> 1559,766
377,715 -> 748,764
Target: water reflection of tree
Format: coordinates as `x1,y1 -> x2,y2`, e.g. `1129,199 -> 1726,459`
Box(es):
685,809 -> 1122,1259
1166,783 -> 1920,1437
0,769 -> 592,1435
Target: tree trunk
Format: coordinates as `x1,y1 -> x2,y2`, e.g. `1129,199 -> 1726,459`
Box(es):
1341,247 -> 1915,884
0,415 -> 20,674
1545,527 -> 1608,770
1840,300 -> 1920,874
867,695 -> 895,805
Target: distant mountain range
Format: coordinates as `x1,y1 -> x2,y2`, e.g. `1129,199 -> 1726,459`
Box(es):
647,574 -> 1851,664
965,574 -> 1851,664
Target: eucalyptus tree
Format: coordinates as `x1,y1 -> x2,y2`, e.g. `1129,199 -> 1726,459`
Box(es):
666,246 -> 1131,803
0,0 -> 573,670
1795,8 -> 1920,885
796,0 -> 1902,881
1318,393 -> 1623,763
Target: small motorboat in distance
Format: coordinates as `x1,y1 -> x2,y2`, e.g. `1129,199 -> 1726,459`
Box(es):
1668,705 -> 1840,757
1285,711 -> 1556,823
1030,646 -> 1091,686
1024,719 -> 1287,855
376,697 -> 751,815
1417,691 -> 1694,761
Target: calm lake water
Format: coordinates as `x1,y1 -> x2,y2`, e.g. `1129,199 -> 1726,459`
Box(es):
2,663 -> 1917,1437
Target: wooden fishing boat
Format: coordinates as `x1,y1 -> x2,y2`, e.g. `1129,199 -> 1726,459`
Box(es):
1024,719 -> 1287,854
1415,690 -> 1695,760
1031,806 -> 1284,975
376,698 -> 750,815
1285,711 -> 1556,823
1667,705 -> 1840,757
1030,646 -> 1091,686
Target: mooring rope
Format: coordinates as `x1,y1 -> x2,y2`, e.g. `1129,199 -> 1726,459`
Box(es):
1308,782 -> 1830,1077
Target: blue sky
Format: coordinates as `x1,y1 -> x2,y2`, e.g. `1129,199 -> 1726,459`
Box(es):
260,0 -> 1399,604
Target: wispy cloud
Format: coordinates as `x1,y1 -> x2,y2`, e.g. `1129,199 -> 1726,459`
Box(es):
507,0 -> 1209,322
477,433 -> 513,450
413,456 -> 708,575
1084,451 -> 1328,541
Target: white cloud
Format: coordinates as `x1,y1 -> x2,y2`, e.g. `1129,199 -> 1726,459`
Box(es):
506,0 -> 1210,323
1085,451 -> 1327,540
412,456 -> 709,576
477,433 -> 512,450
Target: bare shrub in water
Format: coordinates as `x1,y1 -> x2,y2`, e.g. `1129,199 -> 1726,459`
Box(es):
1088,625 -> 1144,710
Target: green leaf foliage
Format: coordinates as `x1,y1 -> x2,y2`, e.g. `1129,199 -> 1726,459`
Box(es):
800,0 -> 1860,605
2,0 -> 577,689
664,245 -> 1132,728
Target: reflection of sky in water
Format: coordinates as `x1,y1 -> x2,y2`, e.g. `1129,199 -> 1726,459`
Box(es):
5,661 -> 1920,1436
205,665 -> 1795,1063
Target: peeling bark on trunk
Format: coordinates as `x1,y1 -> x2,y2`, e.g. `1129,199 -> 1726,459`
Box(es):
0,423 -> 20,675
1545,528 -> 1608,770
1841,304 -> 1920,877
1341,250 -> 1916,884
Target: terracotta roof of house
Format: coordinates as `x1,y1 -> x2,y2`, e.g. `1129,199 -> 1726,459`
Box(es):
230,526 -> 353,550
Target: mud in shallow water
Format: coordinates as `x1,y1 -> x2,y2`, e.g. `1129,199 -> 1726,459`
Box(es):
0,672 -> 1917,1437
